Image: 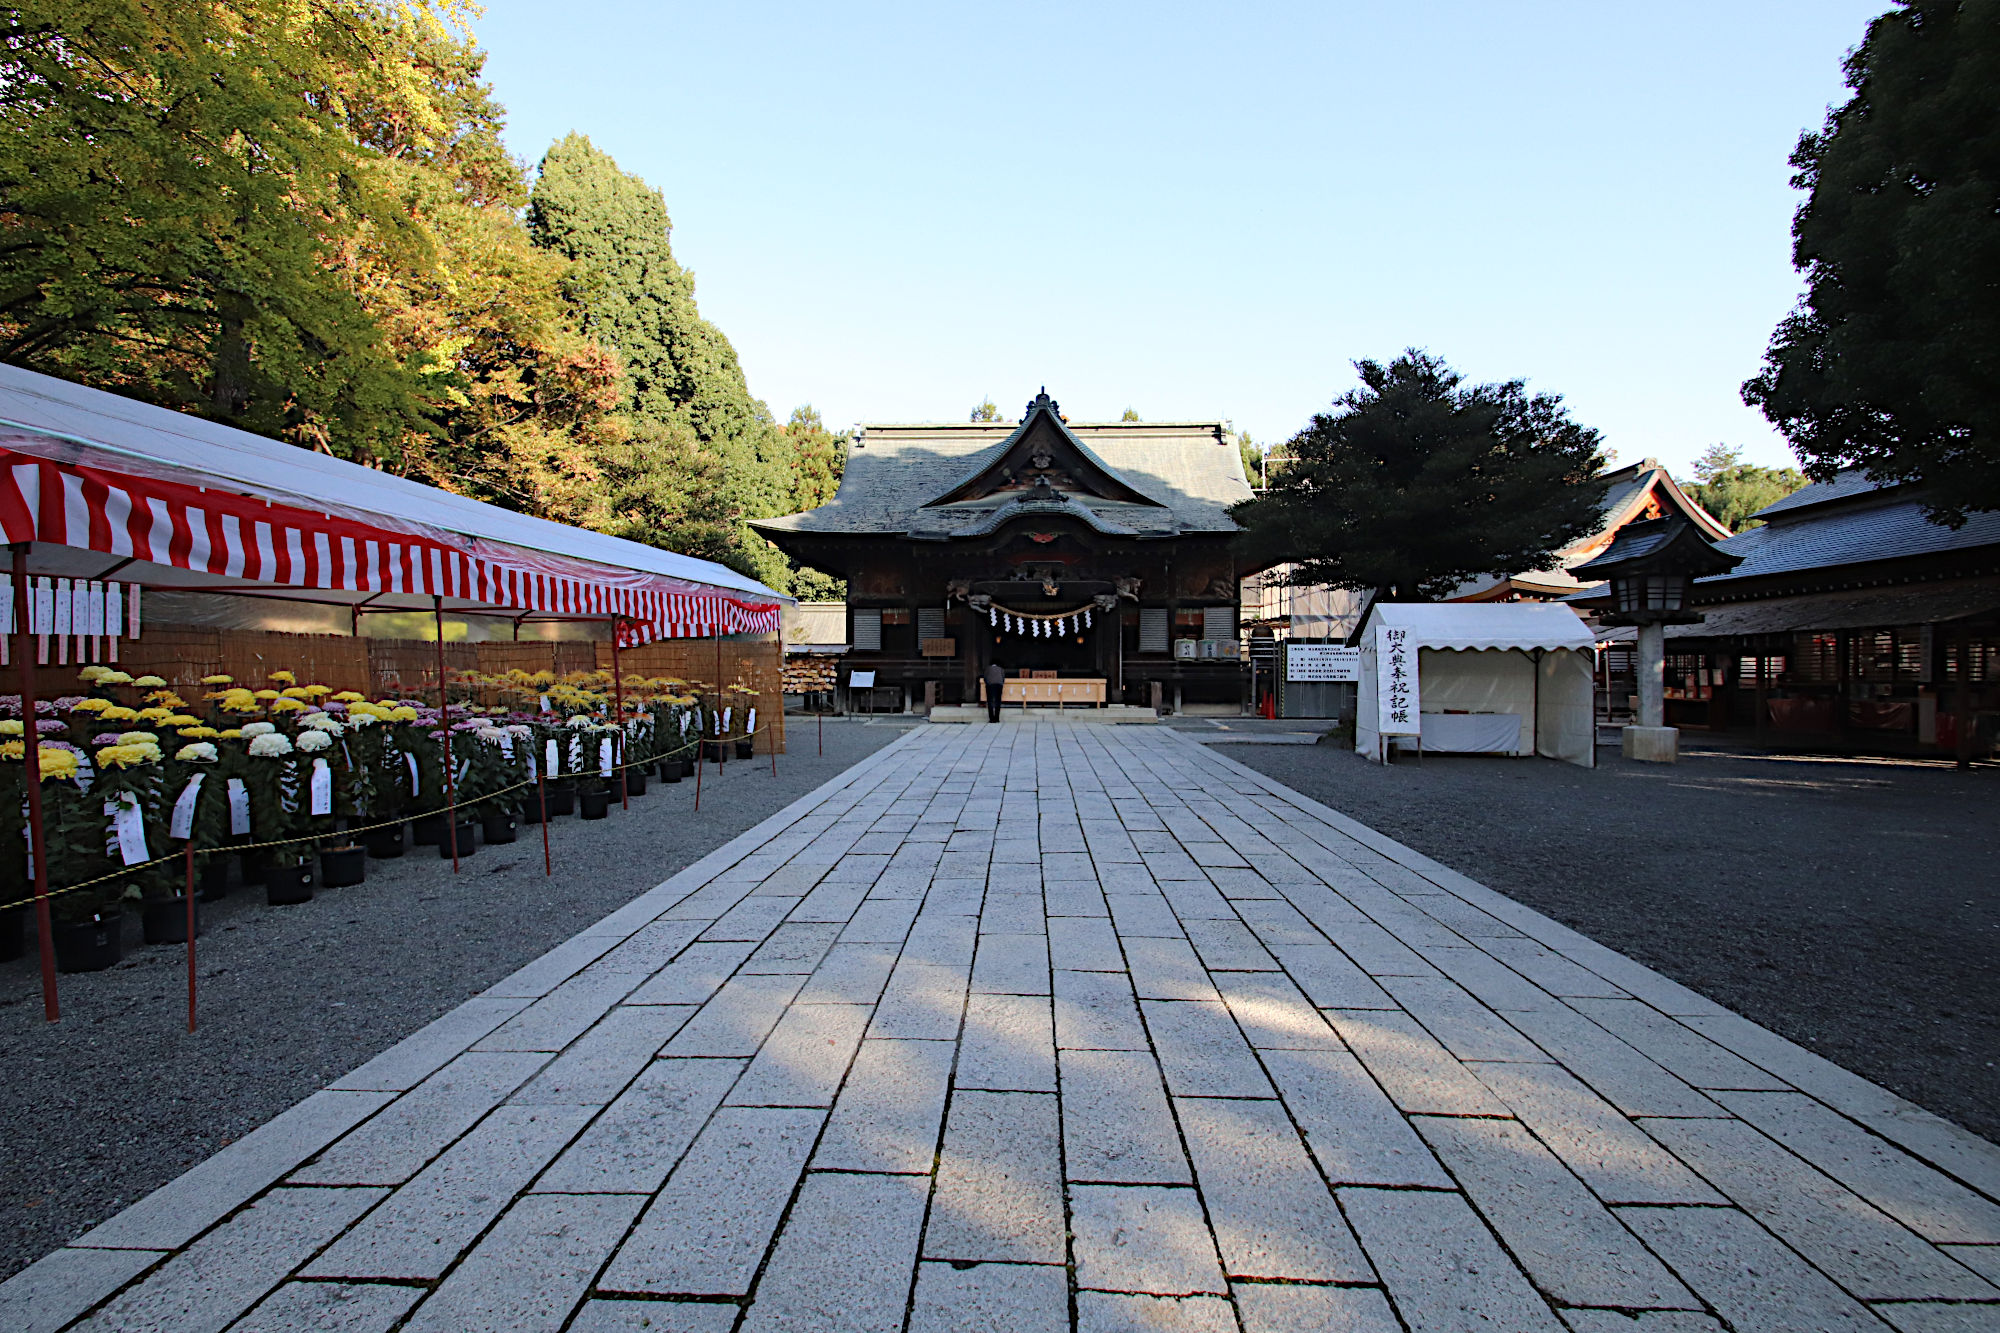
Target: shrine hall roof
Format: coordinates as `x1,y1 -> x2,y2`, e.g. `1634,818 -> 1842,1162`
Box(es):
752,404 -> 1251,542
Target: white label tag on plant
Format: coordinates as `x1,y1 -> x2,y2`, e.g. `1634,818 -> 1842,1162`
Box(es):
226,778 -> 251,835
746,707 -> 757,736
599,738 -> 613,776
310,758 -> 333,815
539,693 -> 552,712
171,773 -> 206,840
405,751 -> 419,795
106,794 -> 148,865
497,732 -> 513,757
546,738 -> 559,775
722,707 -> 732,734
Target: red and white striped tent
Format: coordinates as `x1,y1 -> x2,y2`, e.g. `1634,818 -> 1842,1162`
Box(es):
0,364 -> 787,642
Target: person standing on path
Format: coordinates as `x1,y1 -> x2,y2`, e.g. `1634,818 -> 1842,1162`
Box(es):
985,659 -> 1006,723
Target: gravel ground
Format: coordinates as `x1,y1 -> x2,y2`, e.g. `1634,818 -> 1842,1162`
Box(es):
1216,735 -> 2000,1143
0,717 -> 915,1281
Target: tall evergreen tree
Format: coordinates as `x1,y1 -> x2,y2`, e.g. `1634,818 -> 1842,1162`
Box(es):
526,134 -> 793,583
1742,0 -> 1999,521
1233,352 -> 1607,601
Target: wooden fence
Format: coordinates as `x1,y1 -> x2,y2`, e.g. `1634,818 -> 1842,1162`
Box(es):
9,627 -> 786,752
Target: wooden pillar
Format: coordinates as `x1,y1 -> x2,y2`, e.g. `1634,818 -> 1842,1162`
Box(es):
1753,640 -> 1768,746
1955,628 -> 1975,768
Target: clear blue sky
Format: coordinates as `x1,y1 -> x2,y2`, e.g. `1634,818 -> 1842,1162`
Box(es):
474,1 -> 1888,477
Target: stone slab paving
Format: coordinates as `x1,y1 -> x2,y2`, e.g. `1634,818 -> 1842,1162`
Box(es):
6,723 -> 2000,1333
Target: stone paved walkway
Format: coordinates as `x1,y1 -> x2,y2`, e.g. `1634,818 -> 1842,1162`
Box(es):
7,724 -> 2000,1333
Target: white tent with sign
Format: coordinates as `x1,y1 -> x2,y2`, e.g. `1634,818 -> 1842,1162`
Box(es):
1356,603 -> 1597,767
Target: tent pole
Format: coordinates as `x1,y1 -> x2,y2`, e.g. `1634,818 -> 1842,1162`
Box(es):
435,596 -> 458,874
12,545 -> 58,1022
611,618 -> 628,811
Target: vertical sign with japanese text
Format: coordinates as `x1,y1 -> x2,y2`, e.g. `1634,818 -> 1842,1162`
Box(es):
1377,625 -> 1420,735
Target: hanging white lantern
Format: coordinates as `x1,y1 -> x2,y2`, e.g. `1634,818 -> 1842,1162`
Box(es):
1084,608 -> 1093,628
988,606 -> 997,626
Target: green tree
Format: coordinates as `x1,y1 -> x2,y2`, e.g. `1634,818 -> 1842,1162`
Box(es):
1680,445 -> 1807,532
781,405 -> 848,599
526,134 -> 792,582
1234,429 -> 1263,488
0,0 -> 454,457
1742,0 -> 2000,523
970,397 -> 1004,422
1233,351 -> 1607,601
1120,407 -> 1140,422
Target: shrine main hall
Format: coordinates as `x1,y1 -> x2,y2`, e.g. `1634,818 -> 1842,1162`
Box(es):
754,391 -> 1253,711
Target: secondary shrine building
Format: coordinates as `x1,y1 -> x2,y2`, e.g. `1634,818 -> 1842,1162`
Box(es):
754,391 -> 1253,710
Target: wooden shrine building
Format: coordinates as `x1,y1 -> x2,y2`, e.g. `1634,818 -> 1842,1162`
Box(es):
754,391 -> 1253,710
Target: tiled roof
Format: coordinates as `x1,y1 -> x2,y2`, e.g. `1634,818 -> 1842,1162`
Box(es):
752,405 -> 1248,539
1702,492 -> 2000,584
1748,469 -> 1885,520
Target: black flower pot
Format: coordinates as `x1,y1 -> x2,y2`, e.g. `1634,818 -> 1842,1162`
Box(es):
437,821 -> 477,858
734,740 -> 755,760
240,849 -> 271,887
701,741 -> 724,764
197,856 -> 232,902
265,861 -> 315,906
660,759 -> 684,783
320,845 -> 367,888
543,783 -> 576,817
608,774 -> 627,803
624,768 -> 648,796
412,812 -> 446,846
0,906 -> 25,962
363,823 -> 406,858
579,788 -> 611,820
54,912 -> 123,972
480,811 -> 518,845
141,895 -> 199,945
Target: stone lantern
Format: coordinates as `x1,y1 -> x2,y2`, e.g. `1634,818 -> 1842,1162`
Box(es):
1570,513 -> 1741,763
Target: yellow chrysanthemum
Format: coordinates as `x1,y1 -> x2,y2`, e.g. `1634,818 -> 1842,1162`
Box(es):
252,689 -> 280,701
163,714 -> 201,726
200,674 -> 233,685
391,706 -> 420,722
221,698 -> 263,714
132,675 -> 167,688
116,731 -> 159,744
70,698 -> 113,714
99,705 -> 139,723
179,725 -> 219,739
332,691 -> 365,703
0,719 -> 21,736
279,686 -> 310,698
95,742 -> 161,769
267,670 -> 297,685
137,706 -> 173,721
38,747 -> 78,781
78,665 -> 111,683
0,739 -> 20,759
269,697 -> 307,713
304,684 -> 333,697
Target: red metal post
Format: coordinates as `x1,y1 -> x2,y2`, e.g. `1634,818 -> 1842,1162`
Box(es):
434,597 -> 458,873
818,707 -> 823,757
694,736 -> 703,812
185,841 -> 196,1032
611,618 -> 628,811
12,545 -> 57,1022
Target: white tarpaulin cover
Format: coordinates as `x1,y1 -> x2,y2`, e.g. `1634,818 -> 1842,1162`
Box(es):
1357,603 -> 1596,767
0,364 -> 787,637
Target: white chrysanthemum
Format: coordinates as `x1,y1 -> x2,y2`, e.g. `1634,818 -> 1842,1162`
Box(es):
295,730 -> 333,752
239,721 -> 277,738
247,733 -> 294,757
345,711 -> 378,728
566,714 -> 594,729
175,742 -> 219,762
302,715 -> 344,734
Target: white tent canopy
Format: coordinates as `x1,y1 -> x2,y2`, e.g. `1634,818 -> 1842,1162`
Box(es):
1357,603 -> 1597,767
0,364 -> 786,637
